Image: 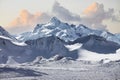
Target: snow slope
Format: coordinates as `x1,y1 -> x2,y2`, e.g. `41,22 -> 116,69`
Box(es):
0,59 -> 120,80
78,48 -> 120,61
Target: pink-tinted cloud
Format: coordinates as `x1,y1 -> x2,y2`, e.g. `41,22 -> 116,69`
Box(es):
9,9 -> 50,27
8,9 -> 51,34
83,2 -> 98,16
81,2 -> 119,30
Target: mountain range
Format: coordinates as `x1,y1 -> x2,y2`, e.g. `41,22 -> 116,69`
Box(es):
0,17 -> 120,64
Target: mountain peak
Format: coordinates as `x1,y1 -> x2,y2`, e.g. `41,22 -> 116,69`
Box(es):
0,26 -> 16,40
0,26 -> 8,36
50,17 -> 61,25
0,26 -> 6,32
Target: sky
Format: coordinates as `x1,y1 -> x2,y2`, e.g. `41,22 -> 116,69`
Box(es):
0,0 -> 120,34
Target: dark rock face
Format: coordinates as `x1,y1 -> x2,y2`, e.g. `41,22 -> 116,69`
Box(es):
25,36 -> 78,59
81,35 -> 120,53
66,35 -> 120,53
0,26 -> 16,40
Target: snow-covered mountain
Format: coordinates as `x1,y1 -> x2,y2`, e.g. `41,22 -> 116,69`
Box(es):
17,17 -> 120,45
0,17 -> 120,64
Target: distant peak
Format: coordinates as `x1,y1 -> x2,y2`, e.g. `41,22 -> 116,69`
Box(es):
0,26 -> 16,40
50,17 -> 61,24
77,24 -> 88,29
0,26 -> 6,32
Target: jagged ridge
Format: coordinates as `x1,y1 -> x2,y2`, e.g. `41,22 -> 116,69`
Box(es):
17,17 -> 120,45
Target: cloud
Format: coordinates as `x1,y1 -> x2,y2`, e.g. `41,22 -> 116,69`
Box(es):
7,2 -> 81,34
8,9 -> 51,34
9,10 -> 40,27
81,2 -> 119,30
52,2 -> 119,31
7,1 -> 120,34
83,2 -> 99,16
52,1 -> 81,22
